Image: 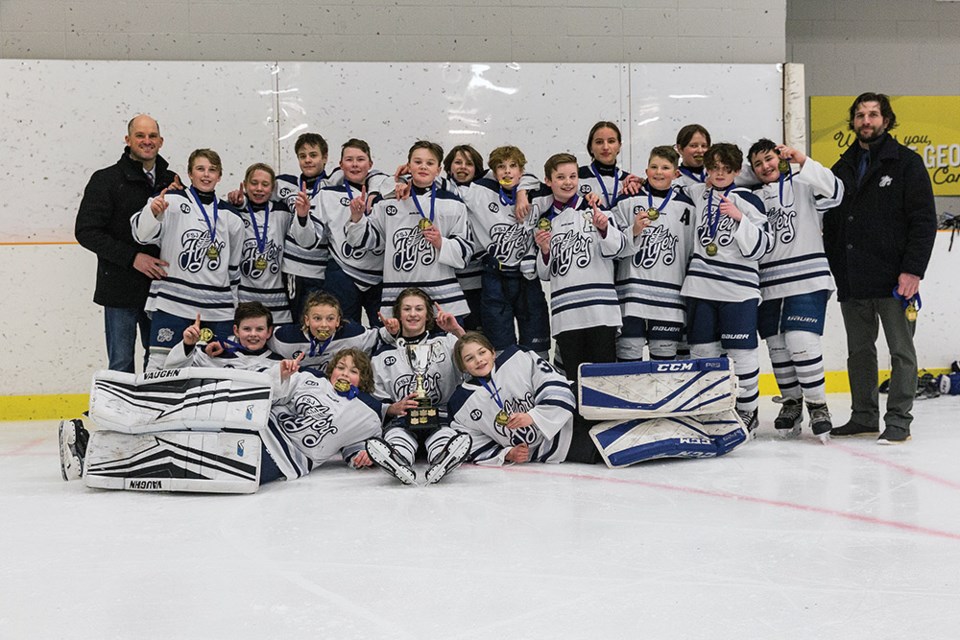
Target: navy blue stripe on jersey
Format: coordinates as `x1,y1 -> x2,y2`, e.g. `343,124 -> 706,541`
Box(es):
162,275 -> 233,293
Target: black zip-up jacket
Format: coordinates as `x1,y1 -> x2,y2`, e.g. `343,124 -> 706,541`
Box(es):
75,148 -> 178,308
823,133 -> 936,302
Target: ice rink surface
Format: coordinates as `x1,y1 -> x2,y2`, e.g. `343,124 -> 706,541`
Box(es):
2,394 -> 959,640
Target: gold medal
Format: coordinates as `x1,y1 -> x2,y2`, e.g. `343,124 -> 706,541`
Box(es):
905,302 -> 918,322
646,207 -> 659,221
334,379 -> 351,394
198,327 -> 214,343
495,410 -> 509,426
206,245 -> 219,259
706,242 -> 718,257
314,329 -> 332,340
254,255 -> 268,270
778,159 -> 790,174
418,218 -> 432,231
499,178 -> 512,187
537,218 -> 552,232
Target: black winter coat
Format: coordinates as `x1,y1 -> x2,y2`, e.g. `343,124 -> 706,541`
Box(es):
75,148 -> 178,308
824,133 -> 937,302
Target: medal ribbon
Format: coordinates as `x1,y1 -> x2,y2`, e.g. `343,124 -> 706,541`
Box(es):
590,163 -> 620,208
411,184 -> 437,226
189,186 -> 219,249
246,201 -> 270,257
680,166 -> 706,184
778,171 -> 795,208
479,374 -> 505,411
706,186 -> 734,245
647,187 -> 675,214
892,287 -> 922,312
308,333 -> 334,358
334,382 -> 359,400
499,185 -> 516,206
300,175 -> 321,199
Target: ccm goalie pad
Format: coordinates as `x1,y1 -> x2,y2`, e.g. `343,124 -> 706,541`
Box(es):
83,430 -> 261,493
89,368 -> 273,434
579,358 -> 748,468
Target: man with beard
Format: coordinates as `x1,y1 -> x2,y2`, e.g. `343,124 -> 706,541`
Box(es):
76,115 -> 179,372
823,93 -> 936,444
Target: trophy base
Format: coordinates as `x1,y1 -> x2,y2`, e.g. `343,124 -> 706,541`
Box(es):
406,405 -> 439,431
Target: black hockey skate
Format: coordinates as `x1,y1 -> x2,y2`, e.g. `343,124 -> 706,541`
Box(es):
425,433 -> 472,485
59,419 -> 90,481
365,437 -> 417,486
772,396 -> 802,439
736,408 -> 759,436
805,401 -> 832,444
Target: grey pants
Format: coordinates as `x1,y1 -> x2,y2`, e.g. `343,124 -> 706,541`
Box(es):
839,298 -> 918,431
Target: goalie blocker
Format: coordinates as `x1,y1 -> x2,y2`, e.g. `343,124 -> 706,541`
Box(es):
578,358 -> 749,468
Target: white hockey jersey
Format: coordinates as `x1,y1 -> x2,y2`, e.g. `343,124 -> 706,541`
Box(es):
456,176 -> 538,272
314,175 -> 394,289
231,200 -> 314,324
448,346 -> 575,466
754,158 -> 843,299
345,181 -> 474,317
530,188 -> 631,335
611,186 -> 696,324
275,173 -> 329,280
268,320 -> 391,370
371,332 -> 463,419
681,184 -> 771,303
578,162 -> 631,210
164,337 -> 285,372
132,189 -> 244,322
270,369 -> 385,477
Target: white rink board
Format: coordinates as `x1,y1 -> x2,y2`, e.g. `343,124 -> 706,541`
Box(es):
0,60 -> 781,242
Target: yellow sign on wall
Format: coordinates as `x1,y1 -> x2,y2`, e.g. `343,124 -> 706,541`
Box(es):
810,96 -> 960,196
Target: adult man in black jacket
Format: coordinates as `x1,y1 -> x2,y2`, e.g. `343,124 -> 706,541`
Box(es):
823,93 -> 936,444
75,115 -> 179,373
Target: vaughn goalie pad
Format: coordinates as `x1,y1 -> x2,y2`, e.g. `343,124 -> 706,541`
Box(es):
578,358 -> 737,420
89,368 -> 273,434
83,430 -> 261,493
589,410 -> 748,468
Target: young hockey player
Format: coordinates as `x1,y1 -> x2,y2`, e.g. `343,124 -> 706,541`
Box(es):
131,148 -> 244,370
345,141 -> 474,319
442,144 -> 485,330
231,163 -> 313,324
164,301 -> 285,371
448,332 -> 575,465
749,139 -> 844,442
530,152 -> 631,462
454,145 -> 550,356
269,292 -> 398,370
578,121 -> 637,209
674,124 -> 711,188
364,288 -> 472,485
314,139 -> 394,325
681,143 -> 771,433
611,146 -> 696,361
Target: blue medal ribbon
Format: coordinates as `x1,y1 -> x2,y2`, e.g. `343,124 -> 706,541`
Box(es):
647,186 -> 675,214
680,166 -> 706,184
189,186 -> 219,249
411,184 -> 437,226
892,287 -> 922,311
334,382 -> 359,400
706,185 -> 734,246
479,374 -> 505,412
246,201 -> 270,257
308,333 -> 334,358
300,175 -> 321,199
778,171 -> 795,208
590,163 -> 619,208
499,185 -> 516,206
217,336 -> 242,355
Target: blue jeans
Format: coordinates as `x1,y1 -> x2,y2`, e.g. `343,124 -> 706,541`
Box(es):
104,306 -> 151,373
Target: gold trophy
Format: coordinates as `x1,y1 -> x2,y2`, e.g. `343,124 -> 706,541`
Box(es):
400,339 -> 441,430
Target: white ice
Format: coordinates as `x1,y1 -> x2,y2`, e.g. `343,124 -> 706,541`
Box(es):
2,394 -> 959,640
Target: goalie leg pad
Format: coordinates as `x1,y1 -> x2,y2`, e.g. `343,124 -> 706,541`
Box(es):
83,430 -> 261,494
